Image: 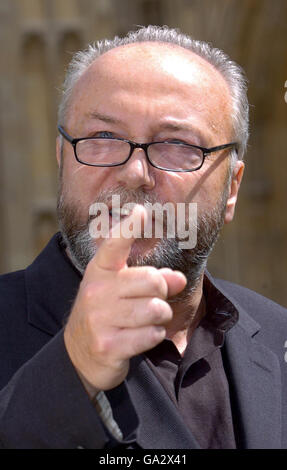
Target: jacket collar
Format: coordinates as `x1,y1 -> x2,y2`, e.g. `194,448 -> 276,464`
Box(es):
204,271 -> 261,337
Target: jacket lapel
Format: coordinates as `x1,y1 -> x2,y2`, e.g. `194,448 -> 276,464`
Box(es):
210,275 -> 282,449
127,355 -> 200,449
25,233 -> 81,335
224,310 -> 282,449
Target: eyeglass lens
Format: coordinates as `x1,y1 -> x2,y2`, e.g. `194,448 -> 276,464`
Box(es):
76,139 -> 203,170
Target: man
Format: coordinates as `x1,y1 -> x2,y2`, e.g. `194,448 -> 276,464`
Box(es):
0,25 -> 286,449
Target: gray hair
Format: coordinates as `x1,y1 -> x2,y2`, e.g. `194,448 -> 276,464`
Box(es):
58,25 -> 249,161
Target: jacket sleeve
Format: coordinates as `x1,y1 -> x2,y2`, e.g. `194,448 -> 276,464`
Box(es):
0,330 -> 138,449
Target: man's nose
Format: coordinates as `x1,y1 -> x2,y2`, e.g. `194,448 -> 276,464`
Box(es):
115,147 -> 155,190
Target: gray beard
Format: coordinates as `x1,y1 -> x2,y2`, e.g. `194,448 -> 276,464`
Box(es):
57,185 -> 229,304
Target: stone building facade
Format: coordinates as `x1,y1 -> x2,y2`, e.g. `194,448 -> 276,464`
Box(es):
0,0 -> 286,306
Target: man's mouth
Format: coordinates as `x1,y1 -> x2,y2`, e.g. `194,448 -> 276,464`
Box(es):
108,206 -> 132,222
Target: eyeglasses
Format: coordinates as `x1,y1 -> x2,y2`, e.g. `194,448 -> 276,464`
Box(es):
58,125 -> 238,173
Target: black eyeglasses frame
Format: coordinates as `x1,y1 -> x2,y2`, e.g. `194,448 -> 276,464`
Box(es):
58,125 -> 238,173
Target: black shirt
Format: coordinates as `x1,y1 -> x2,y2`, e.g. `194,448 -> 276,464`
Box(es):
145,274 -> 239,449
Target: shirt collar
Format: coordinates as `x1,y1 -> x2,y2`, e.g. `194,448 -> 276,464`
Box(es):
202,272 -> 239,334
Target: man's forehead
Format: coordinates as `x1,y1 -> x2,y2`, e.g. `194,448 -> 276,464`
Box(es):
68,41 -> 232,141
81,41 -> 229,94
94,41 -> 205,66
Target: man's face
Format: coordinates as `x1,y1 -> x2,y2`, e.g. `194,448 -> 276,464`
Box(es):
57,43 -> 243,291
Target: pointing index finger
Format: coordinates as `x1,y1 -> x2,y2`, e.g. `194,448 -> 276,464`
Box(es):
94,204 -> 147,271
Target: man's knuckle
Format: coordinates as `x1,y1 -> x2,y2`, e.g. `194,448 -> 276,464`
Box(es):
148,270 -> 166,294
149,297 -> 164,319
94,334 -> 113,355
81,281 -> 106,304
153,298 -> 173,321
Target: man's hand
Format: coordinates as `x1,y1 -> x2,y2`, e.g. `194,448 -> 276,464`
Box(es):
64,205 -> 187,395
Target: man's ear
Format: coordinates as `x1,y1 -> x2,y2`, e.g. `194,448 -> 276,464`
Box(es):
56,136 -> 62,168
224,160 -> 245,224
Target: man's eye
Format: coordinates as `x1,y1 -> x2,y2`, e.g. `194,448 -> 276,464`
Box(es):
167,139 -> 189,146
97,131 -> 114,138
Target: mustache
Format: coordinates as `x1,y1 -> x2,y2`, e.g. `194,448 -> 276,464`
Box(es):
87,186 -> 199,240
90,186 -> 163,209
88,186 -> 172,228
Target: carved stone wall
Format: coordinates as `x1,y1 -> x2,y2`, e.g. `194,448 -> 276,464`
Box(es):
1,0 -> 286,306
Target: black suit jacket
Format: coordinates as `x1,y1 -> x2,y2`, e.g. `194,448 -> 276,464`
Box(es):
0,233 -> 286,449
